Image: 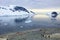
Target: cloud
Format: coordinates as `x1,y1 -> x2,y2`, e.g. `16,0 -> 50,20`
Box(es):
0,0 -> 60,9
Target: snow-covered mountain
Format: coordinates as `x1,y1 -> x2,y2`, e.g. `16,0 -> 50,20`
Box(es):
0,5 -> 36,23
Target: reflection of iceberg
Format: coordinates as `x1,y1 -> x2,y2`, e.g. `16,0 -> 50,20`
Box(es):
51,19 -> 57,24
0,5 -> 36,23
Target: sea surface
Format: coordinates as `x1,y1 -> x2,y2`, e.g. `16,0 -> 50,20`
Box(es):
0,14 -> 60,35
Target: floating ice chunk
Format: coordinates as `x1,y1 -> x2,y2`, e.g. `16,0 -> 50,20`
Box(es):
20,26 -> 23,28
4,22 -> 8,26
25,20 -> 32,23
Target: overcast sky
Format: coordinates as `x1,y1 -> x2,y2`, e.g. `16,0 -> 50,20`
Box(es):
0,0 -> 60,9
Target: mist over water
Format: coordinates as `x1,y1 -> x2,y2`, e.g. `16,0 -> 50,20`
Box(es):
0,14 -> 60,35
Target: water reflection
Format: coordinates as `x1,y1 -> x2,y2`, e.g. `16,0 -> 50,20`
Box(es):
0,14 -> 60,35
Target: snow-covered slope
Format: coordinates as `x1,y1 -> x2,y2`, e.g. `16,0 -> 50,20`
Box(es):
0,5 -> 36,23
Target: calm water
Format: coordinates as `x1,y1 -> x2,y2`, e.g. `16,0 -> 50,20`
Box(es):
0,14 -> 60,35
